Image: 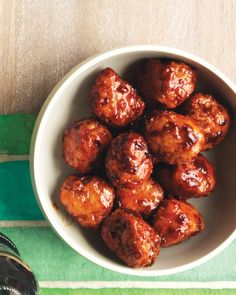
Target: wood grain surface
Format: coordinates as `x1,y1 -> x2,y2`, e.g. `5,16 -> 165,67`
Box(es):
0,0 -> 235,114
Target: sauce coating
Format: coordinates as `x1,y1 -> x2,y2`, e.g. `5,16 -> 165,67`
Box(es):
138,59 -> 196,108
152,198 -> 204,247
183,93 -> 230,150
59,175 -> 114,229
62,119 -> 112,173
91,68 -> 145,127
116,178 -> 164,216
145,110 -> 205,164
101,208 -> 160,267
105,132 -> 153,187
156,154 -> 216,199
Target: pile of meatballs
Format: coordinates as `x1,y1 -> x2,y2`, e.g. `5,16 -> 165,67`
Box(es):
59,59 -> 230,268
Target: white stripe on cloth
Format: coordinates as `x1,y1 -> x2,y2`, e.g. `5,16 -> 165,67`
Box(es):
0,221 -> 48,227
39,281 -> 236,289
0,155 -> 29,162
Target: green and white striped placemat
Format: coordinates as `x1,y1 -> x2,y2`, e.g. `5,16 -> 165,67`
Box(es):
0,114 -> 235,295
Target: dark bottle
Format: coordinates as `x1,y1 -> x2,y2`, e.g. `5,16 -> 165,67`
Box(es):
0,233 -> 38,295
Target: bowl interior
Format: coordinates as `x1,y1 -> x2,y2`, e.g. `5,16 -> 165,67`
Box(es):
31,48 -> 236,276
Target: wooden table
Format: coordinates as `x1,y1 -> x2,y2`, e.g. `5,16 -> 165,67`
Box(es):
1,0 -> 235,114
0,1 -> 236,295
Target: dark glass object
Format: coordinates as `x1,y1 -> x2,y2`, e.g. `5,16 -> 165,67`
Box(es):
0,233 -> 38,295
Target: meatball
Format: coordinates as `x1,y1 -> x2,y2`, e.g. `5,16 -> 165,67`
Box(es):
156,154 -> 216,199
183,93 -> 230,150
144,110 -> 205,165
116,178 -> 164,217
101,208 -> 160,268
105,132 -> 153,187
138,59 -> 196,108
62,119 -> 112,174
91,68 -> 145,127
153,198 -> 204,247
59,175 -> 114,229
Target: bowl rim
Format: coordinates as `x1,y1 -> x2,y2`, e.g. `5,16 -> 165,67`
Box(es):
30,45 -> 236,276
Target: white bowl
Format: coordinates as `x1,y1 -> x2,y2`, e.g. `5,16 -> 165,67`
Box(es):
30,45 -> 236,276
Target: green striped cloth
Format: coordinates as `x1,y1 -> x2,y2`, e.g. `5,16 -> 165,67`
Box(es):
0,114 -> 235,295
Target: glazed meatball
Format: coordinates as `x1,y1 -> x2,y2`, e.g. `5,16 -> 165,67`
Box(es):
144,110 -> 205,165
105,132 -> 153,187
91,68 -> 145,127
62,119 -> 112,173
183,93 -> 230,150
101,208 -> 160,267
116,178 -> 164,217
138,59 -> 196,108
153,198 -> 204,247
156,154 -> 216,199
59,175 -> 114,229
